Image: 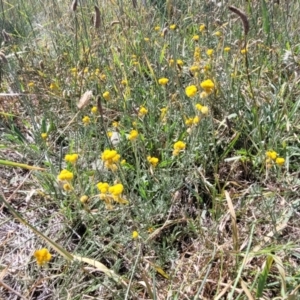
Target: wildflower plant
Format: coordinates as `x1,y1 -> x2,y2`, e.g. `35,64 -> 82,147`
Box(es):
2,0 -> 300,299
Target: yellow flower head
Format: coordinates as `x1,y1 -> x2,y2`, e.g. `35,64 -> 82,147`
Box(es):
154,26 -> 161,31
144,37 -> 150,42
50,82 -> 59,90
121,79 -> 128,85
132,231 -> 139,239
173,141 -> 186,156
63,183 -> 73,191
101,149 -> 120,164
41,133 -> 48,140
192,35 -> 199,41
224,47 -> 231,52
206,49 -> 214,56
97,182 -> 110,194
185,117 -> 194,127
185,85 -> 198,98
266,150 -> 278,161
28,82 -> 35,88
241,48 -> 248,54
147,156 -> 159,167
169,24 -> 176,30
213,31 -> 222,37
200,79 -> 215,94
103,91 -> 110,101
158,78 -> 169,85
82,116 -> 90,125
57,169 -> 74,181
109,183 -> 124,196
112,121 -> 119,128
177,59 -> 184,67
65,154 -> 79,164
80,195 -> 89,203
169,59 -> 175,67
189,65 -> 200,73
34,248 -> 52,266
128,129 -> 139,141
199,24 -> 206,32
275,157 -> 285,166
139,106 -> 148,117
91,106 -> 98,114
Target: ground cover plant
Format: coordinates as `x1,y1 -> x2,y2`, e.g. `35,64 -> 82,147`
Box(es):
1,0 -> 300,299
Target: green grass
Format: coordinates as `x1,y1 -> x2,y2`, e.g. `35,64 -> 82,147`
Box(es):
1,0 -> 300,299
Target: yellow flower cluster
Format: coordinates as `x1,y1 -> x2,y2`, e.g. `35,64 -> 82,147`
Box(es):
266,150 -> 285,167
82,116 -> 90,125
96,182 -> 128,209
34,248 -> 52,266
185,85 -> 198,98
195,104 -> 209,115
173,141 -> 186,156
138,106 -> 148,117
57,169 -> 74,181
147,156 -> 159,167
200,79 -> 215,97
65,154 -> 79,164
194,47 -> 201,63
128,129 -> 139,141
158,77 -> 169,85
101,149 -> 121,171
103,91 -> 110,101
185,116 -> 200,127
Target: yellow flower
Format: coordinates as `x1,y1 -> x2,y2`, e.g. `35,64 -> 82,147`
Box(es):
154,26 -> 161,31
65,154 -> 79,164
169,24 -> 176,30
80,195 -> 89,203
241,48 -> 248,54
195,104 -> 209,115
158,78 -> 169,85
206,49 -> 214,56
194,47 -> 201,62
200,79 -> 214,94
63,183 -> 73,191
82,116 -> 90,125
275,157 -> 285,166
57,169 -> 74,181
112,121 -> 119,128
128,129 -> 139,141
84,67 -> 89,73
185,85 -> 198,97
173,141 -> 186,156
213,31 -> 222,37
189,65 -> 200,73
266,150 -> 278,161
41,133 -> 48,140
147,156 -> 159,167
121,159 -> 126,165
91,106 -> 98,114
169,59 -> 175,66
101,149 -> 120,163
177,59 -> 184,67
160,107 -> 167,119
49,82 -> 59,90
144,37 -> 150,42
224,47 -> 231,52
192,35 -> 199,41
199,24 -> 206,32
121,79 -> 128,85
97,182 -> 110,193
132,231 -> 139,239
193,116 -> 200,124
185,117 -> 194,127
34,248 -> 52,266
109,183 -> 124,196
107,131 -> 113,138
100,74 -> 106,81
28,82 -> 35,88
103,91 -> 110,101
139,106 -> 148,117
200,106 -> 209,115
